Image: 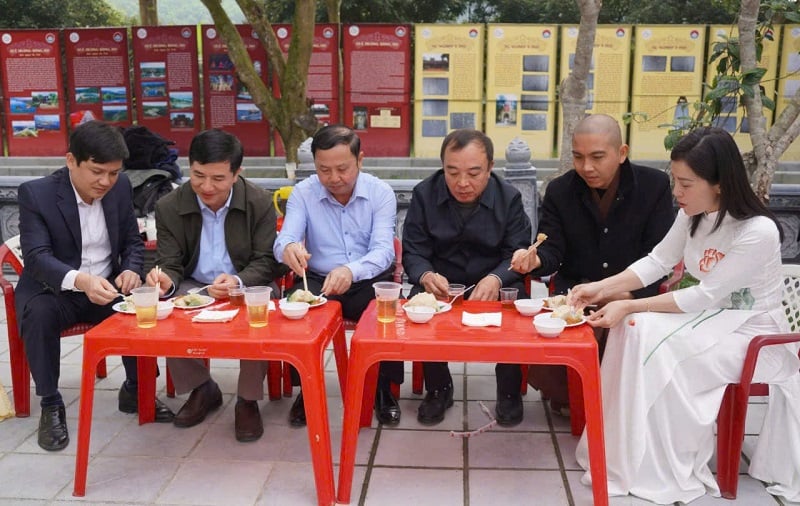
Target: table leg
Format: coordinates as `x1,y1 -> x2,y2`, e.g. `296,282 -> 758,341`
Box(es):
359,363 -> 380,428
137,357 -> 158,424
298,361 -> 336,506
332,322 -> 348,394
336,354 -> 371,504
567,367 -> 586,435
73,348 -> 100,496
579,362 -> 608,506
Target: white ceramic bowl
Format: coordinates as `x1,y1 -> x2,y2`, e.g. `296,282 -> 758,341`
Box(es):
515,298 -> 544,316
533,312 -> 566,338
281,301 -> 309,319
404,305 -> 435,323
156,300 -> 174,320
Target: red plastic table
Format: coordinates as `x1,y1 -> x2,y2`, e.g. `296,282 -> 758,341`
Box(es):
73,301 -> 347,506
336,300 -> 608,506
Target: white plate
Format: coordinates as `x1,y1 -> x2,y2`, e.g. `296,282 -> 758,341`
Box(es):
171,294 -> 215,309
112,301 -> 136,314
563,316 -> 587,327
402,301 -> 451,314
280,296 -> 327,308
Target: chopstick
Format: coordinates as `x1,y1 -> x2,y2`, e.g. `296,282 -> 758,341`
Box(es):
186,302 -> 230,314
508,233 -> 548,270
155,265 -> 161,294
302,268 -> 309,293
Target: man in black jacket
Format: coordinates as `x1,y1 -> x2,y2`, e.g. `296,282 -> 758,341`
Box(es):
510,113 -> 675,414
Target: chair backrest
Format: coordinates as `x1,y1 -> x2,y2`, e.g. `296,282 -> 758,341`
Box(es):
393,237 -> 403,284
781,263 -> 800,332
0,236 -> 23,276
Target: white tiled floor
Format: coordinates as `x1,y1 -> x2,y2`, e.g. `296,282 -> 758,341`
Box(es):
0,321 -> 797,505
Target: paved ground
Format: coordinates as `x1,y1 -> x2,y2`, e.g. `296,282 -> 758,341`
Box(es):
0,315 -> 797,505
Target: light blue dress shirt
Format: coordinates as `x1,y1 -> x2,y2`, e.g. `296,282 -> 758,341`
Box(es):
273,172 -> 396,282
191,190 -> 237,284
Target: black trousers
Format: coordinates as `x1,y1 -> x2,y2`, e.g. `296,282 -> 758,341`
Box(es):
20,289 -> 138,398
289,267 -> 403,385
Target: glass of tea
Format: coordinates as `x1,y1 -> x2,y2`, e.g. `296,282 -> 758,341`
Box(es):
244,286 -> 271,328
372,281 -> 402,323
228,286 -> 245,307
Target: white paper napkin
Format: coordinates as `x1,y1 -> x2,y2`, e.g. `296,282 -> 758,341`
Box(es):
192,309 -> 240,323
461,312 -> 502,327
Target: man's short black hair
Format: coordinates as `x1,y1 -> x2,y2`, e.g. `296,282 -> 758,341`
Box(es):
189,129 -> 244,172
68,121 -> 129,164
311,124 -> 360,159
439,129 -> 494,163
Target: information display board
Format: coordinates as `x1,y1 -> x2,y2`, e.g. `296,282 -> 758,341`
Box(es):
413,24 -> 484,157
131,25 -> 201,155
777,25 -> 800,161
485,24 -> 557,157
706,25 -> 779,152
629,25 -> 706,160
343,24 -> 411,156
273,24 -> 339,156
0,29 -> 67,155
65,28 -> 132,129
201,24 -> 270,156
558,25 -> 632,151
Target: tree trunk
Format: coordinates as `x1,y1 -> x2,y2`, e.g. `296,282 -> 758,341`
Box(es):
139,0 -> 158,25
557,0 -> 601,174
325,0 -> 343,123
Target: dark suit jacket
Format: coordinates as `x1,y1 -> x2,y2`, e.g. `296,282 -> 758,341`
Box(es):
15,167 -> 144,312
530,159 -> 675,298
154,176 -> 281,288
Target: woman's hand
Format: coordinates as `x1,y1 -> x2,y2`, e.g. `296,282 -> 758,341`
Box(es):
585,299 -> 632,328
568,281 -> 604,310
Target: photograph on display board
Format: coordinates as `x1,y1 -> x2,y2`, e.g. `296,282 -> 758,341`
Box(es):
140,61 -> 166,79
785,80 -> 800,98
741,117 -> 750,133
422,100 -> 448,117
670,56 -> 696,72
495,95 -> 518,126
672,96 -> 691,128
353,106 -> 368,130
450,112 -> 475,129
423,77 -> 449,96
10,97 -> 36,114
522,55 -> 550,73
422,53 -> 449,72
142,81 -> 166,98
642,55 -> 668,72
74,88 -> 100,104
522,75 -> 548,92
31,91 -> 59,109
170,112 -> 195,128
209,53 -> 234,71
101,87 -> 127,104
522,113 -> 547,131
102,105 -> 128,122
169,91 -> 193,110
210,74 -> 234,92
235,103 -> 262,122
34,115 -> 60,131
236,82 -> 252,100
12,120 -> 37,137
142,101 -> 167,118
521,95 -> 548,111
422,119 -> 447,137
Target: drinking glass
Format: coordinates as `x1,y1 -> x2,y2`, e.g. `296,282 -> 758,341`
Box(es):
131,286 -> 158,328
244,286 -> 271,328
373,281 -> 402,323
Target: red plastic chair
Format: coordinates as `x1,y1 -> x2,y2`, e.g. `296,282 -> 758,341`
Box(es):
716,263 -> 800,499
0,238 -> 107,417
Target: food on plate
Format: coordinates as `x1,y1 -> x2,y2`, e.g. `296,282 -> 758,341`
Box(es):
174,293 -> 209,307
118,295 -> 135,311
552,305 -> 583,324
543,294 -> 568,309
405,292 -> 440,310
288,289 -> 321,304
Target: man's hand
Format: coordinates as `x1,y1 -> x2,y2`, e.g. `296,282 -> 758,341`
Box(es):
469,275 -> 502,301
321,266 -> 353,296
115,270 -> 142,295
283,242 -> 311,277
75,272 -> 120,305
145,267 -> 173,297
208,273 -> 239,299
509,246 -> 540,273
420,272 -> 448,298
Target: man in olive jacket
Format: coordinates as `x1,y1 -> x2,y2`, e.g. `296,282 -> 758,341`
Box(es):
147,129 -> 282,442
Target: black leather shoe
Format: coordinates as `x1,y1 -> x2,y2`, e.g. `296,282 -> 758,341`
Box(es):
38,404 -> 69,451
118,384 -> 175,423
173,380 -> 223,428
288,391 -> 306,427
496,393 -> 524,427
235,398 -> 264,442
374,381 -> 401,425
417,384 -> 454,426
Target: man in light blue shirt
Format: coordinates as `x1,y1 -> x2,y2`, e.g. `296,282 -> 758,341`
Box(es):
274,124 -> 402,426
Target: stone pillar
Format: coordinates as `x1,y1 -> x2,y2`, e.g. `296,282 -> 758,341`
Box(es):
295,137 -> 315,181
503,137 -> 539,236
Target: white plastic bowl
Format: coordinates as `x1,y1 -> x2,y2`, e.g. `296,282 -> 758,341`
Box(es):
404,305 -> 435,323
156,300 -> 174,320
533,312 -> 566,338
515,298 -> 544,316
281,301 -> 309,319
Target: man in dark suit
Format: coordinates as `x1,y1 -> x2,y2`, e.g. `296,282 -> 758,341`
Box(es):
16,121 -> 174,452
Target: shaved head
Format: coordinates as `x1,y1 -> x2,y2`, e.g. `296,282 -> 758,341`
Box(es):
573,114 -> 623,148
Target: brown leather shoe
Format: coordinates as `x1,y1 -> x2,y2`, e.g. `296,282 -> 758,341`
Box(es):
235,398 -> 264,442
173,380 -> 223,428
